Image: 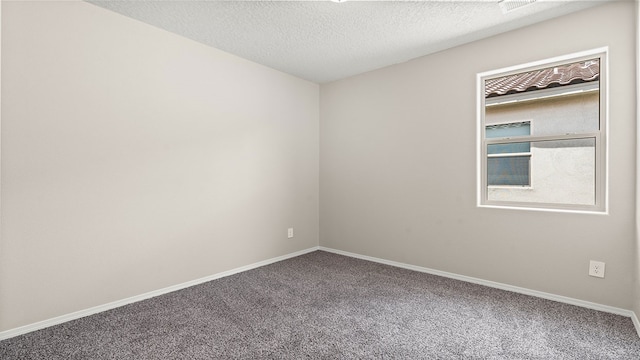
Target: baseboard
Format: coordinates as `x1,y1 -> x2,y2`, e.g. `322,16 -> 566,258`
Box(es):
4,245 -> 636,341
319,246 -> 635,320
632,311 -> 640,338
0,246 -> 320,341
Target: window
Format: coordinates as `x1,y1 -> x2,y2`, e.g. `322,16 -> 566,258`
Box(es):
486,121 -> 531,186
478,49 -> 607,212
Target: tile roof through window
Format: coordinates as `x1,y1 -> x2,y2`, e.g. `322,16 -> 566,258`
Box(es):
485,59 -> 599,98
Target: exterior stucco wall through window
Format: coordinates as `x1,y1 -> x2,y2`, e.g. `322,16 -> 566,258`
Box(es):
485,90 -> 599,205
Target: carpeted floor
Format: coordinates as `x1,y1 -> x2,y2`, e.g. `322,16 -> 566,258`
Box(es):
1,250 -> 639,359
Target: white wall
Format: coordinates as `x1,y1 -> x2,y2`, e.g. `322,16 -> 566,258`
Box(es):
320,2 -> 636,309
634,0 -> 640,331
0,1 -> 319,332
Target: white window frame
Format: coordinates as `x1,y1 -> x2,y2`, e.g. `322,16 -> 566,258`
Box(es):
477,48 -> 608,214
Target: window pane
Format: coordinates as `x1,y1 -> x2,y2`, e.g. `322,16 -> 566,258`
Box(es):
488,156 -> 530,186
480,53 -> 605,211
486,123 -> 531,154
488,142 -> 530,154
487,138 -> 596,205
485,59 -> 600,136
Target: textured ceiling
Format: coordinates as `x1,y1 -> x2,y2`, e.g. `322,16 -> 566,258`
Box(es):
86,0 -> 610,84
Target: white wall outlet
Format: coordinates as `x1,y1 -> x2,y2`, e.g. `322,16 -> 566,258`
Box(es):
287,228 -> 294,239
588,260 -> 605,278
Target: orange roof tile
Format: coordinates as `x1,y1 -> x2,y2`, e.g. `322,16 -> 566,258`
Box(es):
485,59 -> 599,98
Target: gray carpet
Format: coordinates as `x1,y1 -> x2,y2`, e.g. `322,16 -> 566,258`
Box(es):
1,250 -> 639,359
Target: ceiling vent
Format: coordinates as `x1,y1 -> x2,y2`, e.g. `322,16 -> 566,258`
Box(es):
498,0 -> 537,13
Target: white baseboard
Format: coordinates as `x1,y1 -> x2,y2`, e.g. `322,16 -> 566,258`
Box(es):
4,245 -> 638,341
632,311 -> 640,338
319,246 -> 636,321
0,246 -> 320,341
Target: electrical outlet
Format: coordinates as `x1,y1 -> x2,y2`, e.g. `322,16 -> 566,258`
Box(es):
588,260 -> 605,278
287,228 -> 294,239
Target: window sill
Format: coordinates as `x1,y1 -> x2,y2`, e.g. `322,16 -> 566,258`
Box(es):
478,203 -> 607,215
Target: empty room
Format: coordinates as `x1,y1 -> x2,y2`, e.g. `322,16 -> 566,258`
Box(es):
1,0 -> 639,358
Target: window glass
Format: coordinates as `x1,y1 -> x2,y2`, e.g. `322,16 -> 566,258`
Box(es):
479,51 -> 605,212
488,156 -> 530,186
487,138 -> 595,205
